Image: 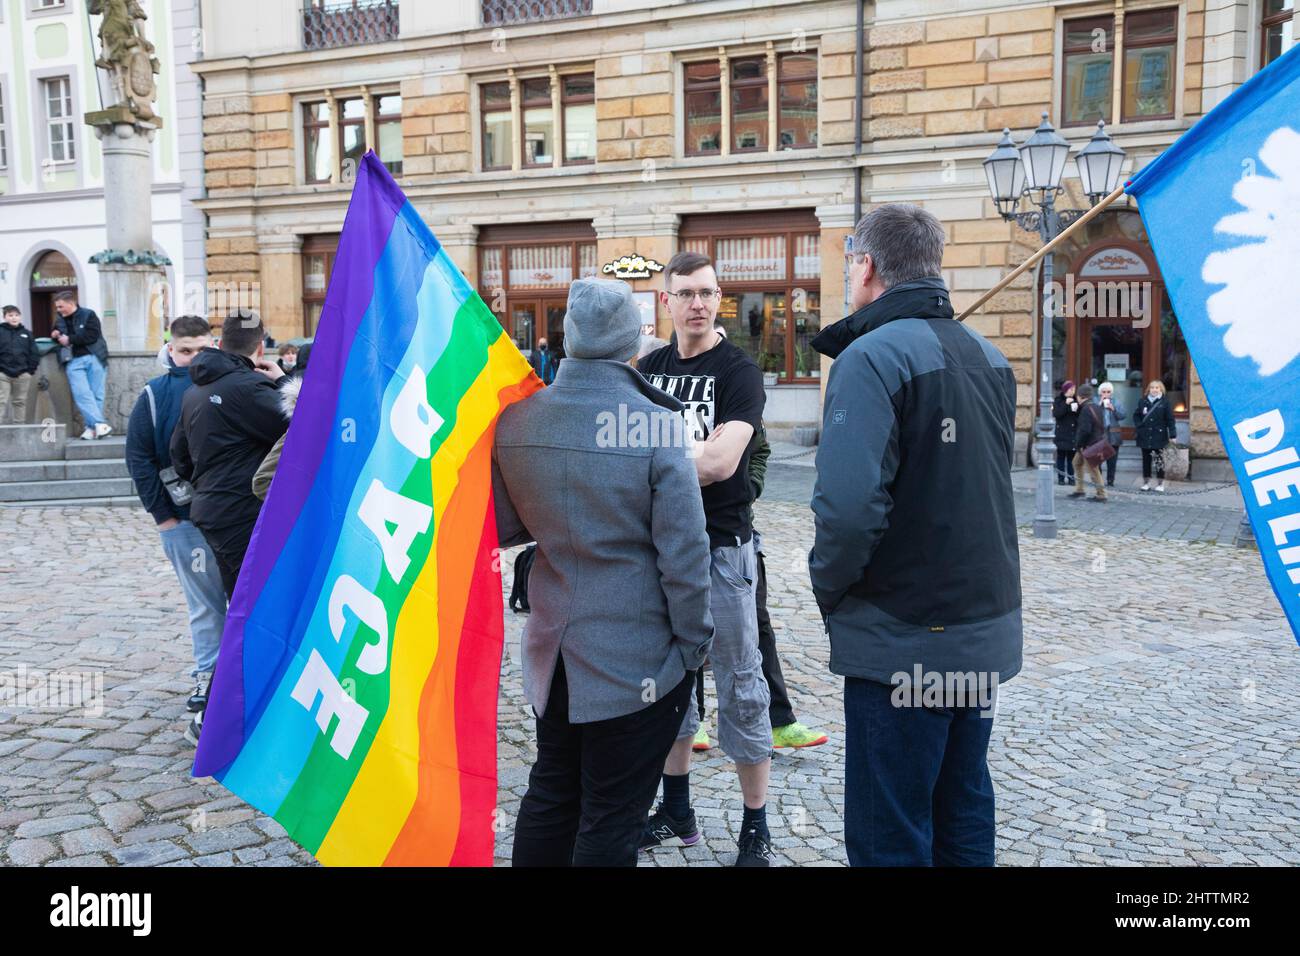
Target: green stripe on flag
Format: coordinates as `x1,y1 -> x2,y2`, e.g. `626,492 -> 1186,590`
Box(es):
276,294 -> 508,853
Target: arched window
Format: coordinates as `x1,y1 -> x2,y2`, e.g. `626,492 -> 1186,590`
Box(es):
28,249 -> 78,338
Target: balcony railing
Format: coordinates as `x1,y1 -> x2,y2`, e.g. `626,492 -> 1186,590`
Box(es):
303,0 -> 400,51
481,0 -> 593,27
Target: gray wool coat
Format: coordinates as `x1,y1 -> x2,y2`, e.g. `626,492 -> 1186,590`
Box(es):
491,358 -> 715,723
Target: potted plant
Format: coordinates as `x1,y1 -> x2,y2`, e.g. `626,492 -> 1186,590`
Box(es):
758,352 -> 780,386
795,345 -> 820,379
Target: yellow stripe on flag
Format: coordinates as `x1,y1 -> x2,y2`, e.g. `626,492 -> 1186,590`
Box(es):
317,335 -> 530,865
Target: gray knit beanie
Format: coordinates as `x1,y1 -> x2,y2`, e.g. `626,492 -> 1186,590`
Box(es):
562,277 -> 642,362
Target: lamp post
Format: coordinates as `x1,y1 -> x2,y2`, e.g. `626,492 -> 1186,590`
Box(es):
982,114 -> 1126,539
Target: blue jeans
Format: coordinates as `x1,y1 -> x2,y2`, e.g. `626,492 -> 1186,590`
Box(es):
158,520 -> 227,675
66,354 -> 107,429
843,676 -> 996,866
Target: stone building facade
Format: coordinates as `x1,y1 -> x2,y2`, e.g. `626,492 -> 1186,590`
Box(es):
193,0 -> 1293,462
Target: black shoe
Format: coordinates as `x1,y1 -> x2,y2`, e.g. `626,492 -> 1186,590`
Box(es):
640,805 -> 701,850
184,709 -> 203,747
735,824 -> 773,867
1088,496 -> 1108,503
1106,479 -> 1115,487
1067,491 -> 1086,498
187,673 -> 211,713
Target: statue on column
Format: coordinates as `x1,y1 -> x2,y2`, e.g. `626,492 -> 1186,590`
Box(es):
88,0 -> 160,124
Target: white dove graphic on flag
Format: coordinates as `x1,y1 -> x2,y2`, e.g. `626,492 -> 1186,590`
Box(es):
1201,126 -> 1300,376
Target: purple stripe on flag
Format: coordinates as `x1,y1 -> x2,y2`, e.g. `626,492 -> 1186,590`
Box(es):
194,154 -> 405,776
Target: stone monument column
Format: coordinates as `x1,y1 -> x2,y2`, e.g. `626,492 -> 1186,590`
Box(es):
85,0 -> 170,352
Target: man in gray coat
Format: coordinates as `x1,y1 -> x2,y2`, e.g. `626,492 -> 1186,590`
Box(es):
492,277 -> 714,867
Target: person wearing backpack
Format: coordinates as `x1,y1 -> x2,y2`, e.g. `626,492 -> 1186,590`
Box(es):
125,315 -> 228,739
1069,383 -> 1109,502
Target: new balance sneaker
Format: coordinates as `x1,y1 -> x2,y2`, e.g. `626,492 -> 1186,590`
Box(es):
639,806 -> 701,850
187,673 -> 212,713
735,824 -> 773,867
772,722 -> 828,749
94,422 -> 113,439
183,709 -> 203,747
692,722 -> 712,752
1156,483 -> 1166,493
80,427 -> 96,441
1141,483 -> 1151,492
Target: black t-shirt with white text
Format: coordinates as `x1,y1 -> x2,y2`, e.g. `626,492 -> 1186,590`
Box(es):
639,335 -> 766,549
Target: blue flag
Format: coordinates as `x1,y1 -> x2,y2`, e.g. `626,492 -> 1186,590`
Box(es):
1126,46 -> 1300,646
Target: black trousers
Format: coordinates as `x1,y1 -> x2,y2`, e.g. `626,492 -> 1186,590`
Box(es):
1142,447 -> 1166,480
755,550 -> 796,727
512,658 -> 694,867
197,514 -> 259,600
694,548 -> 796,728
1054,448 -> 1075,482
1105,447 -> 1119,484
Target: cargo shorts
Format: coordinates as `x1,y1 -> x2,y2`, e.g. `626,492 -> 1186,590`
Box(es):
677,537 -> 772,766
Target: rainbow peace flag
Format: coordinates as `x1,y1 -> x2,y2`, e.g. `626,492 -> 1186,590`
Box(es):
192,152 -> 542,865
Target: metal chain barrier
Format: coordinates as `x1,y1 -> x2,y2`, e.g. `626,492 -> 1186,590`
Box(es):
770,447 -> 818,463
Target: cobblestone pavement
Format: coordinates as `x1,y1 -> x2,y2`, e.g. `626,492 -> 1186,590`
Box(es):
3,498 -> 1298,867
765,458 -> 1250,546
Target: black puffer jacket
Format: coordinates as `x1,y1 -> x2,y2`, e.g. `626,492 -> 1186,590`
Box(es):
1052,394 -> 1079,450
1133,394 -> 1177,450
169,347 -> 292,531
0,322 -> 40,377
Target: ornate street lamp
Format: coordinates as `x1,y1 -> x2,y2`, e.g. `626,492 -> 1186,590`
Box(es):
1075,120 -> 1127,204
983,129 -> 1027,219
981,112 -> 1127,539
1018,113 -> 1072,200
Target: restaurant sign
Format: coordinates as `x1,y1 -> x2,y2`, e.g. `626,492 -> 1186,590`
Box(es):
602,254 -> 665,280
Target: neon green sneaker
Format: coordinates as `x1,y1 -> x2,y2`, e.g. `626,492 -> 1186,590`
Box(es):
772,722 -> 828,749
692,722 -> 712,752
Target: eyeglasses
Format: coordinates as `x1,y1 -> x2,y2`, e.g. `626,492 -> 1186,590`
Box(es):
669,288 -> 722,303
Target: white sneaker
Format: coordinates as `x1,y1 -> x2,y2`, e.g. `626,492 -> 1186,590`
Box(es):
94,422 -> 113,438
1141,483 -> 1151,492
80,427 -> 96,440
1156,483 -> 1165,493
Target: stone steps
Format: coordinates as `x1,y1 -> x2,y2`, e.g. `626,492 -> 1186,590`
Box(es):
0,430 -> 139,504
1,495 -> 140,509
0,475 -> 137,503
64,435 -> 128,460
0,458 -> 131,483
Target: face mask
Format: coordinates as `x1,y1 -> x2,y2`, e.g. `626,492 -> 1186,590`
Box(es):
283,356 -> 297,369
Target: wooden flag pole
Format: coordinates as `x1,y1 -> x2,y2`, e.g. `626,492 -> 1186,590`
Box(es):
956,184 -> 1128,322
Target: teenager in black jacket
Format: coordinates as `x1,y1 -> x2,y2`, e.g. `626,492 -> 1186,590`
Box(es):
170,311 -> 293,598
1051,380 -> 1079,484
0,305 -> 40,424
1133,380 -> 1178,492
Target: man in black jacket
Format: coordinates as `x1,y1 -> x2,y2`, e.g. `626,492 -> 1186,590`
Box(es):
810,203 -> 1023,867
170,310 -> 293,599
0,305 -> 40,423
53,291 -> 112,439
